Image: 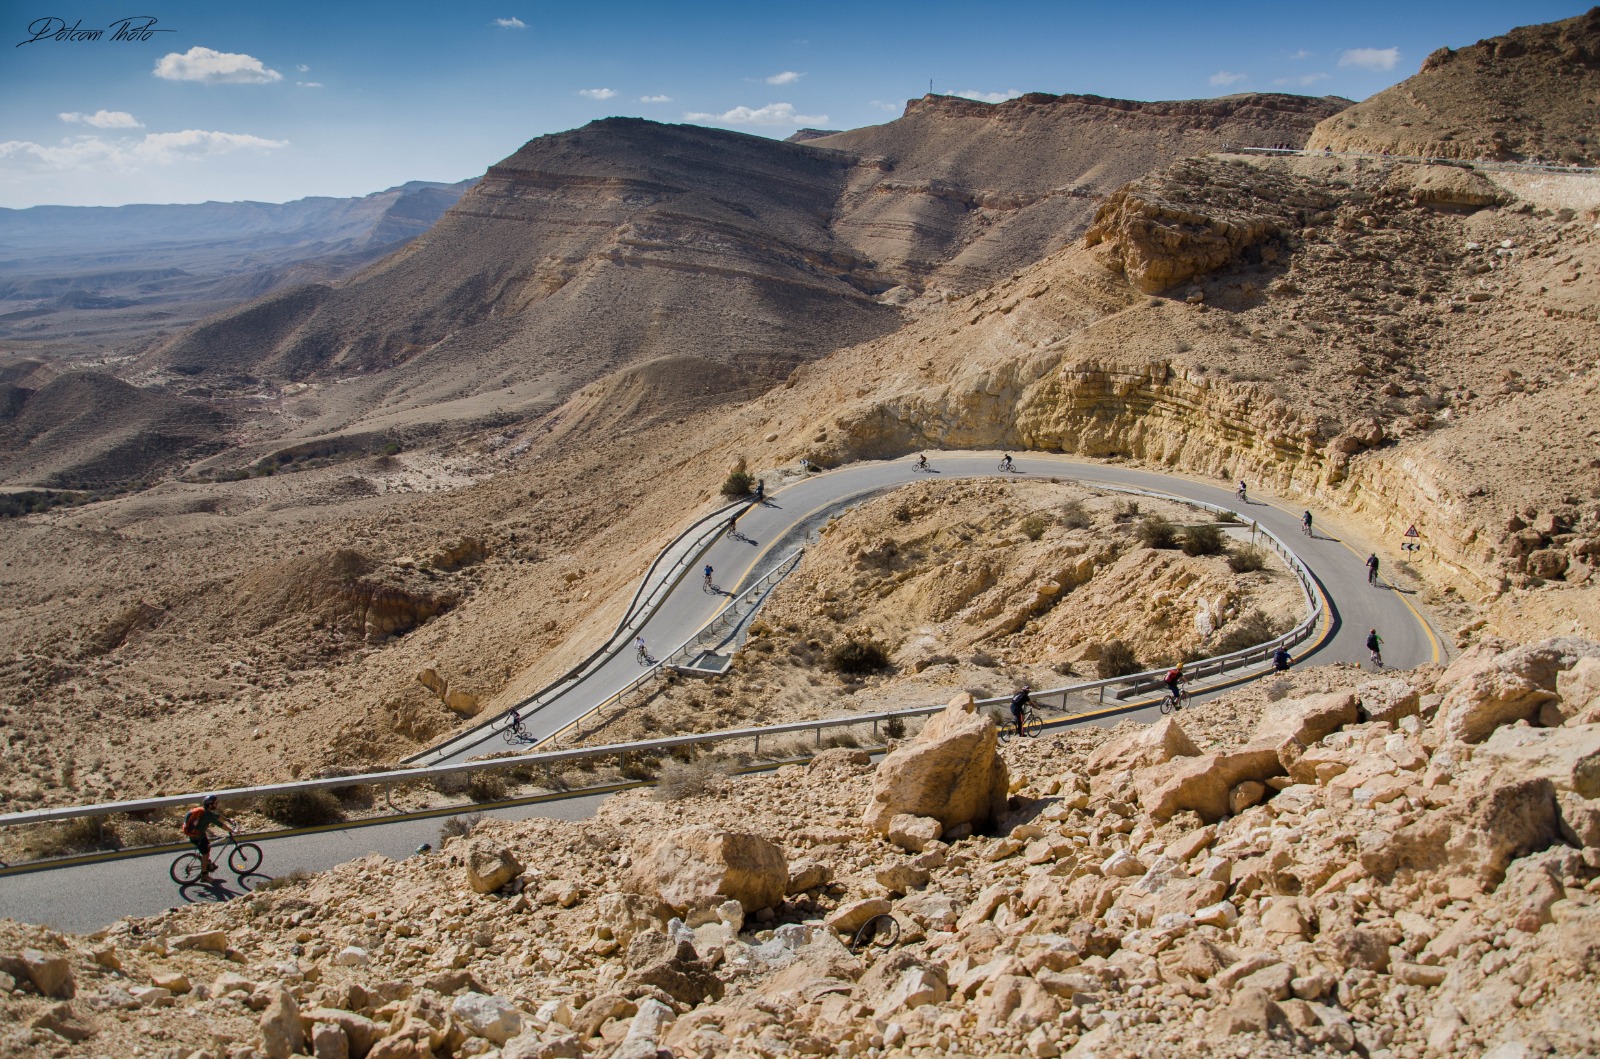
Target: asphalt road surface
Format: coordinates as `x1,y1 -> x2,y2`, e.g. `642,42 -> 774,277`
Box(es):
0,452 -> 1439,931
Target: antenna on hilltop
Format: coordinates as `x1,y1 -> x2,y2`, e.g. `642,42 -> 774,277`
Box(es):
929,78 -> 934,96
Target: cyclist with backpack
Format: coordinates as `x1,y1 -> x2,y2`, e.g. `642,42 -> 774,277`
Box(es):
1272,645 -> 1292,672
1009,685 -> 1032,738
1163,663 -> 1186,709
1366,553 -> 1380,586
181,795 -> 236,881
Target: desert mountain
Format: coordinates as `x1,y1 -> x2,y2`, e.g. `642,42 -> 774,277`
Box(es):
111,93 -> 1342,473
1307,6 -> 1600,164
0,180 -> 476,361
809,92 -> 1349,293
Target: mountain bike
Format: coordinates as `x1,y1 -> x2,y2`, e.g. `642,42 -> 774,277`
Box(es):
912,456 -> 933,473
997,457 -> 1016,473
998,706 -> 1043,741
1158,687 -> 1191,714
502,718 -> 534,745
170,831 -> 262,885
636,645 -> 656,666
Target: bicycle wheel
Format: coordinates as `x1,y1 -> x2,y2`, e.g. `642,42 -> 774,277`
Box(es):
229,842 -> 263,875
1159,695 -> 1173,715
1023,711 -> 1044,738
501,727 -> 519,745
170,851 -> 205,885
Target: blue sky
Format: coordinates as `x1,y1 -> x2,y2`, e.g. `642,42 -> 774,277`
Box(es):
0,1 -> 1583,208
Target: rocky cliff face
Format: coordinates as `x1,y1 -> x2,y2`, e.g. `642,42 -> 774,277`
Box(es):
772,150 -> 1600,625
810,92 -> 1349,295
1307,7 -> 1600,164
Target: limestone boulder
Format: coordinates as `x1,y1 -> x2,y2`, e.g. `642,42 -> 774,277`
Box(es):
259,985 -> 305,1059
621,933 -> 724,1007
1255,690 -> 1359,775
1086,716 -> 1199,775
886,814 -> 943,852
852,952 -> 948,1017
465,840 -> 523,894
1475,723 -> 1600,798
1440,638 -> 1600,743
1135,743 -> 1284,822
1558,657 -> 1600,724
629,826 -> 787,915
1558,790 -> 1600,848
863,693 -> 1008,834
1357,679 -> 1421,725
451,993 -> 522,1045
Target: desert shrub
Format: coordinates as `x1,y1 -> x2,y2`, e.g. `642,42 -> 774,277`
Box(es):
827,639 -> 890,675
883,715 -> 907,740
256,868 -> 313,892
1018,514 -> 1048,541
430,772 -> 470,796
256,790 -> 344,828
1182,524 -> 1227,556
652,758 -> 725,801
1097,640 -> 1142,679
1136,515 -> 1179,549
23,817 -> 114,859
466,772 -> 510,803
439,813 -> 487,842
1228,546 -> 1268,573
823,731 -> 861,749
1059,500 -> 1093,530
970,649 -> 997,668
720,470 -> 753,497
1214,609 -> 1280,654
1112,499 -> 1141,523
619,754 -> 660,781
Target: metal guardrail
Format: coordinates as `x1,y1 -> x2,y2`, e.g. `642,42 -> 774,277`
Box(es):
407,494 -> 752,764
534,548 -> 806,748
0,474 -> 1327,859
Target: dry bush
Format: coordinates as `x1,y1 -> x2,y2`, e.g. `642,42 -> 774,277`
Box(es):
827,638 -> 890,675
653,758 -> 727,801
256,790 -> 345,828
439,812 -> 487,842
22,817 -> 114,859
256,868 -> 313,892
1228,546 -> 1268,573
1136,515 -> 1179,549
883,715 -> 907,740
466,772 -> 510,803
1018,514 -> 1048,541
1182,524 -> 1227,557
1059,500 -> 1093,530
824,731 -> 861,749
1112,499 -> 1141,523
431,772 -> 470,796
1097,640 -> 1142,679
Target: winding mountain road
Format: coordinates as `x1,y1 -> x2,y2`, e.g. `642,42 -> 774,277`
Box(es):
0,452 -> 1440,931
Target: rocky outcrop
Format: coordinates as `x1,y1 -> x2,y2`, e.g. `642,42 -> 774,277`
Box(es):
863,692 -> 1009,834
628,826 -> 787,916
1440,637 -> 1600,743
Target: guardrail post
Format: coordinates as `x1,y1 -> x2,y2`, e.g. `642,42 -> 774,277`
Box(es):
754,733 -> 760,756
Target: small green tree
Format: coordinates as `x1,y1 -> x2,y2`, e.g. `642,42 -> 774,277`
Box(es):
1182,524 -> 1227,556
1136,515 -> 1178,549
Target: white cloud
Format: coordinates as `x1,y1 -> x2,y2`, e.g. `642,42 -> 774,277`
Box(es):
0,128 -> 287,172
493,17 -> 526,29
153,47 -> 282,84
954,89 -> 1021,104
1209,71 -> 1249,87
1338,47 -> 1399,71
59,110 -> 143,129
297,64 -> 310,73
296,82 -> 323,89
578,87 -> 617,100
766,71 -> 803,85
1288,49 -> 1312,60
870,99 -> 901,113
683,102 -> 828,126
640,94 -> 672,103
1272,72 -> 1330,87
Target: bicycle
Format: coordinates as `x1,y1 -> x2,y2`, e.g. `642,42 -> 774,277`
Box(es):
997,707 -> 1043,741
636,645 -> 654,666
912,456 -> 934,473
1158,687 -> 1191,714
501,719 -> 535,745
997,457 -> 1016,473
170,830 -> 262,885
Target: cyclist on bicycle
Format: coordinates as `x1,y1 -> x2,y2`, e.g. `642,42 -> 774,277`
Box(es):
754,479 -> 765,501
1009,685 -> 1031,738
1000,453 -> 1014,472
1236,480 -> 1248,502
181,795 -> 236,881
1302,511 -> 1313,536
1163,663 -> 1186,708
916,453 -> 928,471
1272,645 -> 1292,672
506,707 -> 523,730
1367,629 -> 1384,666
703,564 -> 714,590
1366,553 -> 1380,586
